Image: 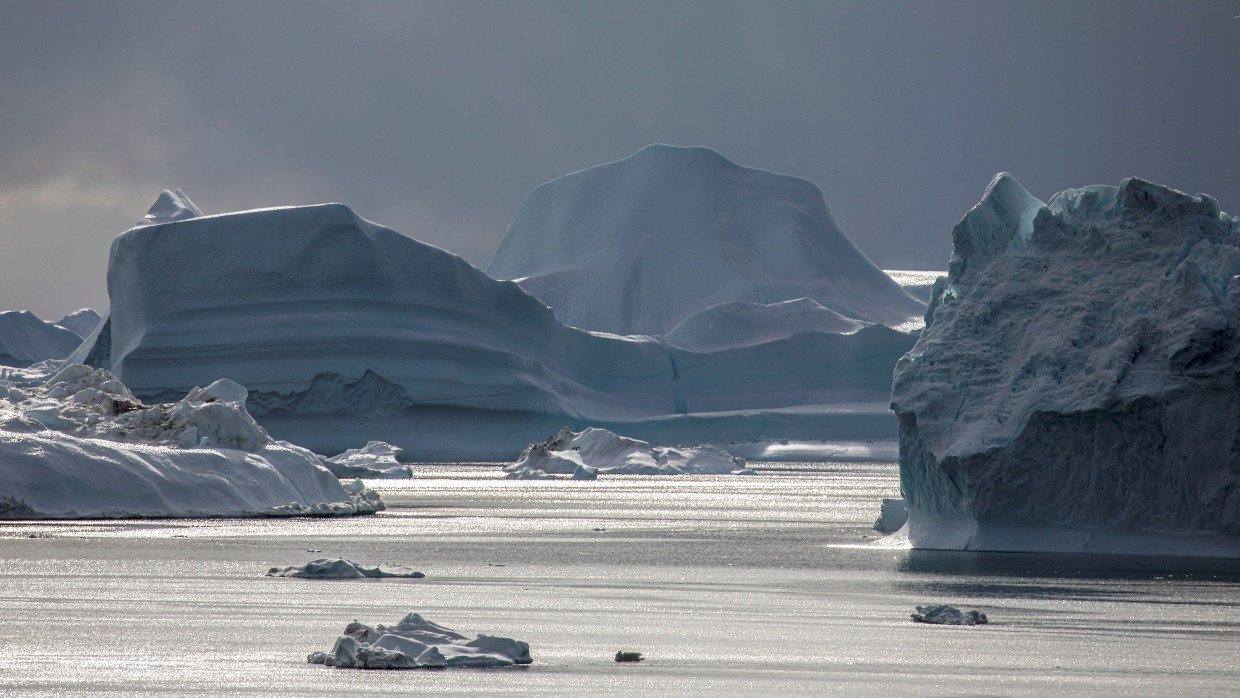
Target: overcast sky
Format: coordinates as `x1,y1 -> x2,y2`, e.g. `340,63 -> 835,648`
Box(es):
2,0 -> 1237,319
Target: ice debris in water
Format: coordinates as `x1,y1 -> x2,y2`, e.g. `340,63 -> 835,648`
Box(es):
911,605 -> 988,625
307,613 -> 532,669
504,426 -> 752,479
267,558 -> 424,579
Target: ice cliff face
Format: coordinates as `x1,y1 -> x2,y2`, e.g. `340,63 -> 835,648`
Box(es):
891,173 -> 1240,556
79,189 -> 913,459
488,145 -> 924,335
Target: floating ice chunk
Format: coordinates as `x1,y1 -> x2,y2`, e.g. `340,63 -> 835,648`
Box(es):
911,605 -> 988,625
325,441 -> 412,479
267,558 -> 424,579
308,614 -> 531,669
505,426 -> 752,478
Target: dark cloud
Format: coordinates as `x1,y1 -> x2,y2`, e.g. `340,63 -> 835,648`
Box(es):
2,0 -> 1237,318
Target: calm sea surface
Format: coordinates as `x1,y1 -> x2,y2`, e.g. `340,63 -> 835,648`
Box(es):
1,462 -> 1237,696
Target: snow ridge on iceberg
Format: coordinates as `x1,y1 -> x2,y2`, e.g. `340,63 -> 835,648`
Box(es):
892,174 -> 1240,557
489,144 -> 925,335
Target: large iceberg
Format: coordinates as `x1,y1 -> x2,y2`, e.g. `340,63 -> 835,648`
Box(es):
0,311 -> 84,367
891,174 -> 1240,557
76,185 -> 914,460
488,144 -> 925,335
0,363 -> 382,518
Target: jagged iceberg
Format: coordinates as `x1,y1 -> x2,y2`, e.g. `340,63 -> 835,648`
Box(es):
307,613 -> 532,669
76,177 -> 916,460
0,363 -> 382,518
891,174 -> 1240,557
267,558 -> 423,579
504,426 -> 752,478
489,144 -> 924,335
0,311 -> 84,367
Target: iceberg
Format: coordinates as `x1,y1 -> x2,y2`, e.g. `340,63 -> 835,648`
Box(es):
0,363 -> 382,518
0,310 -> 84,367
307,613 -> 532,669
267,558 -> 424,579
488,144 -> 925,335
324,441 -> 412,479
891,174 -> 1240,557
54,308 -> 101,339
504,426 -> 752,478
76,186 -> 911,460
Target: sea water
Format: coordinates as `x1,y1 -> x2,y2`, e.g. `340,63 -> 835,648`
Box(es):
0,463 -> 1237,695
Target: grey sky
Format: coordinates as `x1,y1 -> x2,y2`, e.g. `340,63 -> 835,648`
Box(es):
2,0 -> 1237,320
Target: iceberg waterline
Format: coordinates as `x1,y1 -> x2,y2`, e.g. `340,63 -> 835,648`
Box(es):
73,165 -> 919,460
892,174 -> 1240,557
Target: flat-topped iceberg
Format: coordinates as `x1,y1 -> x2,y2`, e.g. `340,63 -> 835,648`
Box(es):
504,426 -> 753,478
74,185 -> 911,460
268,558 -> 423,579
307,613 -> 532,669
891,174 -> 1240,557
0,363 -> 382,518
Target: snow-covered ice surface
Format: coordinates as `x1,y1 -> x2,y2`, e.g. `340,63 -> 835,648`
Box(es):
325,441 -> 412,479
307,613 -> 530,669
0,364 -> 382,518
892,174 -> 1240,557
0,310 -> 84,367
504,426 -> 752,478
1,462 -> 1238,695
78,190 -> 909,459
267,558 -> 423,579
489,144 -> 925,335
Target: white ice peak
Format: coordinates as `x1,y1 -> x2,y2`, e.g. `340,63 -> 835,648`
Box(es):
137,188 -> 203,227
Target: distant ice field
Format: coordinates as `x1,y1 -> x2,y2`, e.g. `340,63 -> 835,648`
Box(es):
1,463 -> 1237,695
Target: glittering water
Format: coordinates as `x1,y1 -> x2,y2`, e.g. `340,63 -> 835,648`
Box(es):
1,463 -> 1237,695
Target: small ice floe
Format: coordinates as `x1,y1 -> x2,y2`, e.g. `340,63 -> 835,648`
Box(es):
911,605 -> 988,625
324,441 -> 412,479
267,558 -> 424,579
504,426 -> 751,479
872,498 -> 908,533
307,613 -> 532,669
